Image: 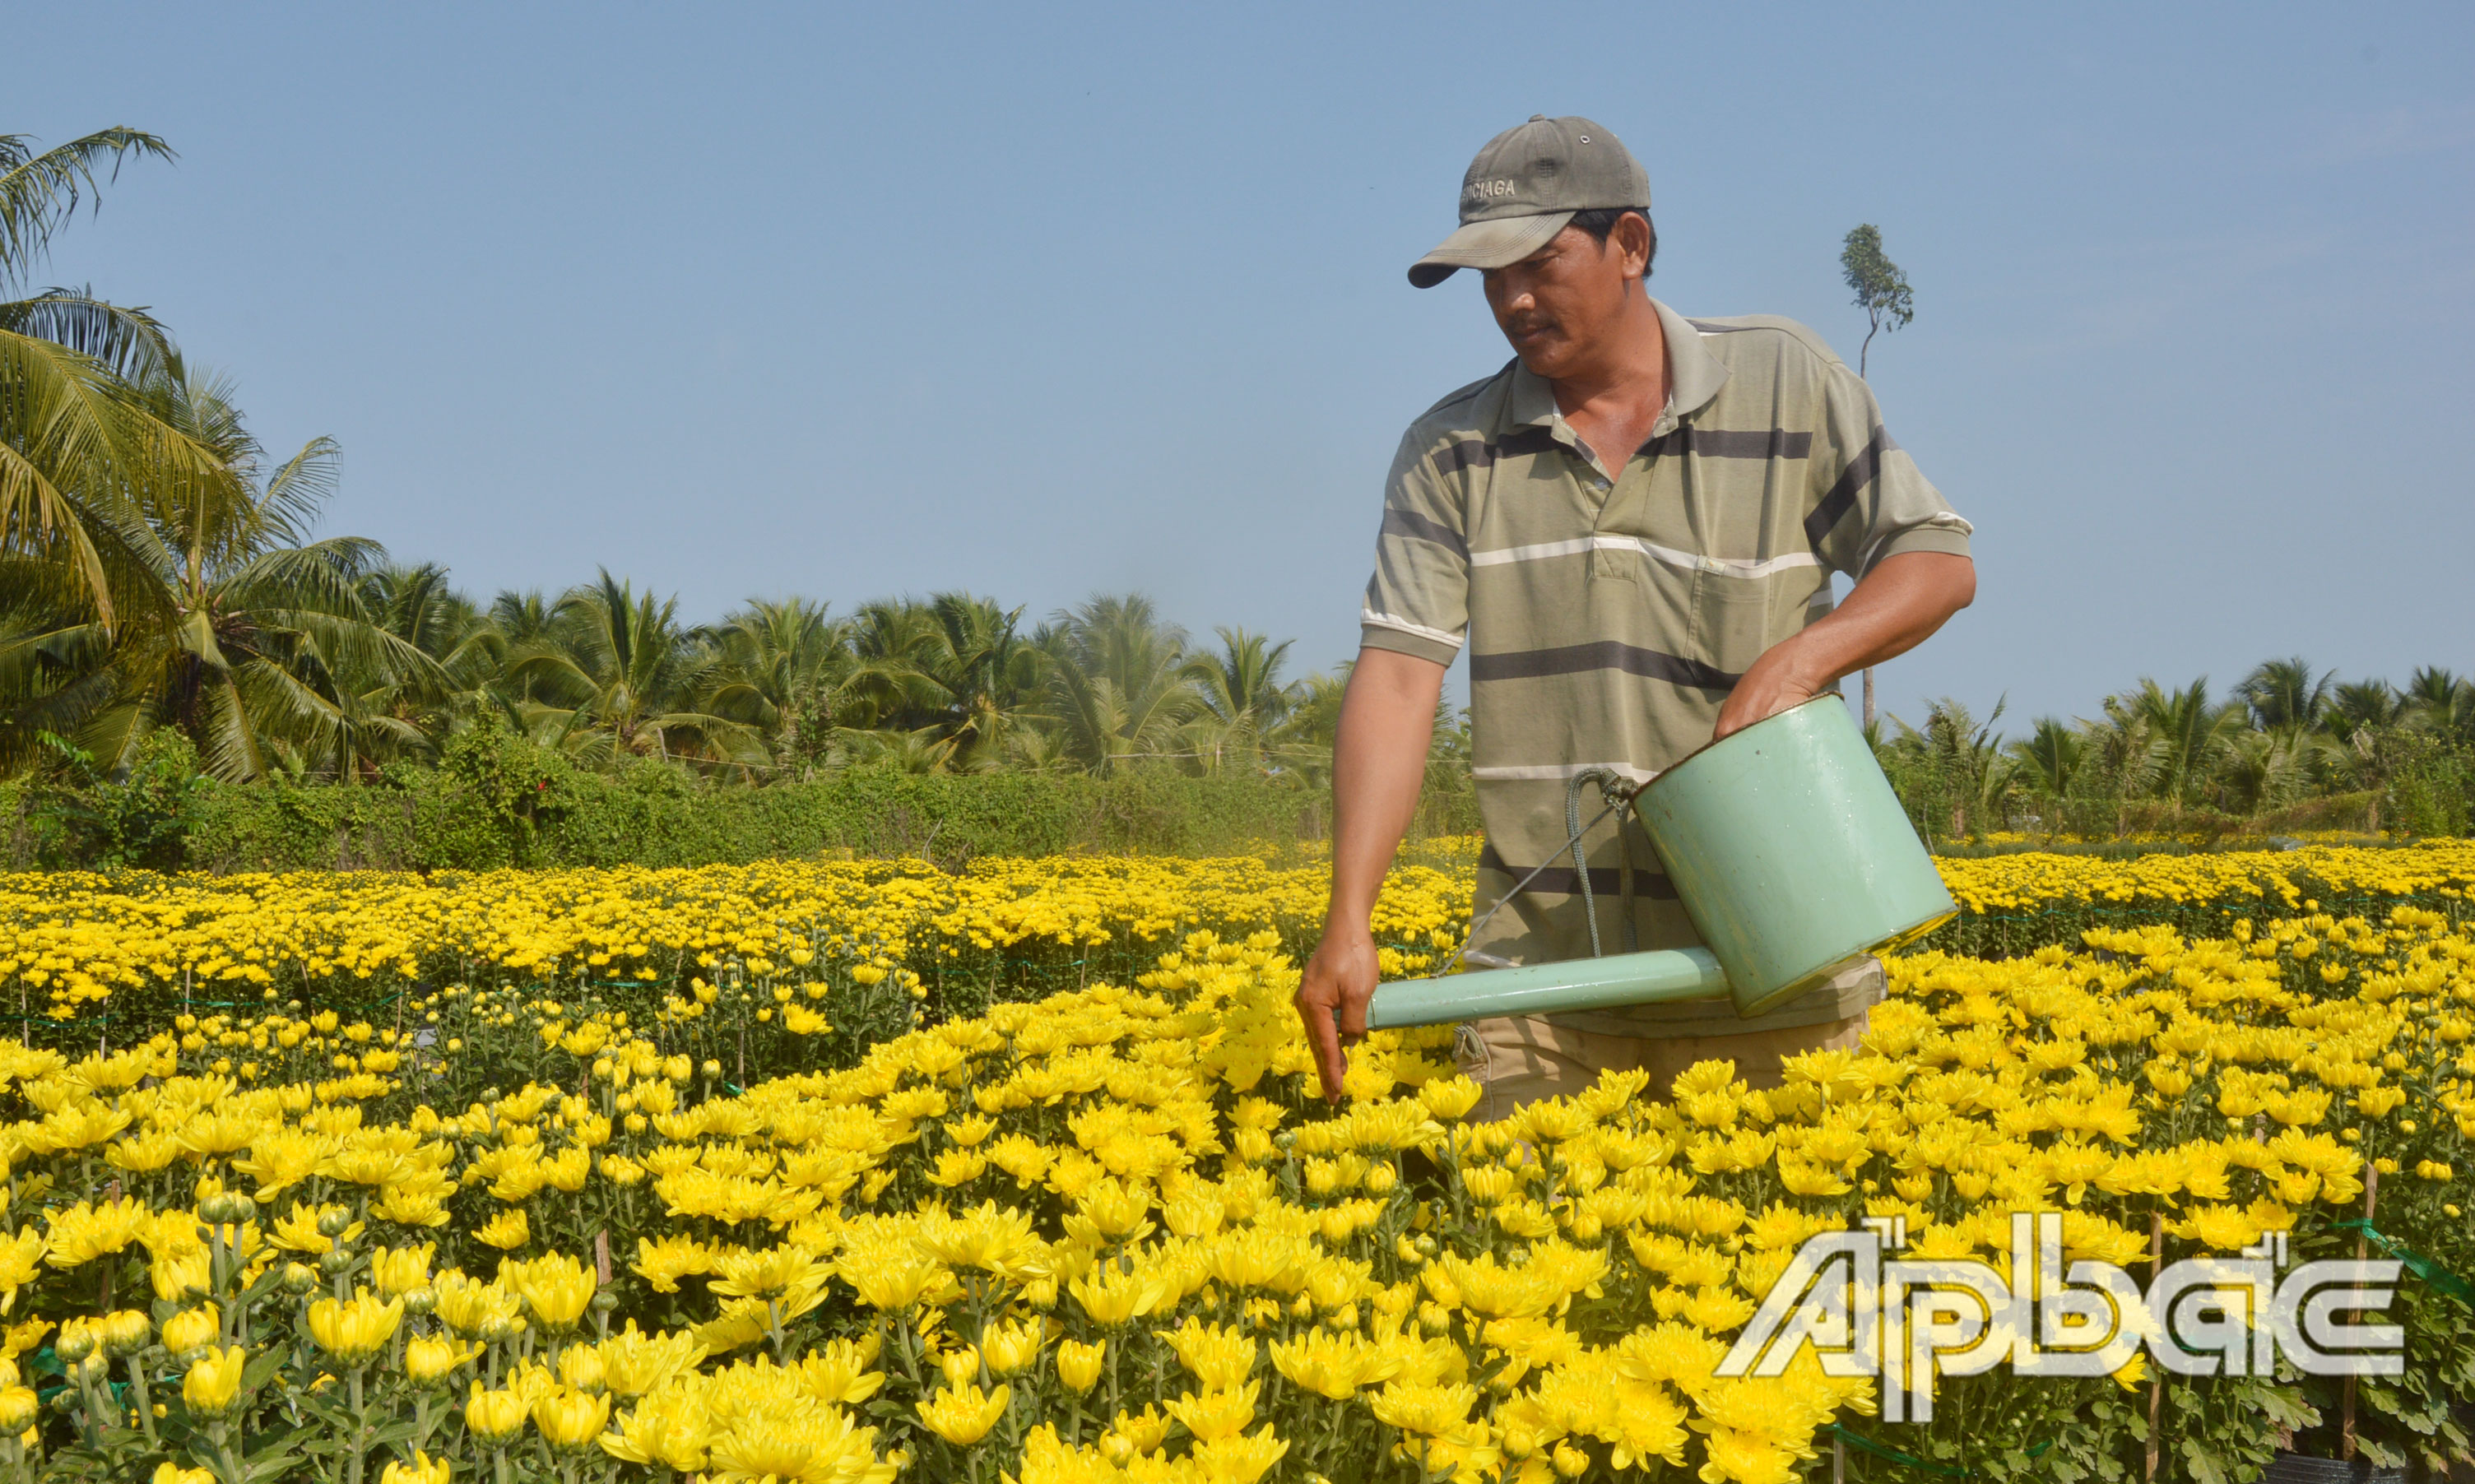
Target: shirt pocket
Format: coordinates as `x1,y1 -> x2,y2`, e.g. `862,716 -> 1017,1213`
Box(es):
1685,571 -> 1776,681
1685,567 -> 1827,681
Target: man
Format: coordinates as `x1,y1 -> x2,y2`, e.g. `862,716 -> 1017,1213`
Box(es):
1293,116 -> 1976,1115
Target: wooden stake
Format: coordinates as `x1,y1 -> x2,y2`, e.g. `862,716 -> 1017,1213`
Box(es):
595,1228 -> 611,1288
2147,1210 -> 2165,1481
2343,1165 -> 2377,1463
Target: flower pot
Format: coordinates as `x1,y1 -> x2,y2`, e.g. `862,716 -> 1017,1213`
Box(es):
2263,1454 -> 2405,1484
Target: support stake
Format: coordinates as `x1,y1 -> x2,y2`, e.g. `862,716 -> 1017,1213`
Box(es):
2343,1165 -> 2377,1463
2146,1210 -> 2164,1481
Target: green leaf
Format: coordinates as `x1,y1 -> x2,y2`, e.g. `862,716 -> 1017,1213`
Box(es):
2254,1386 -> 2317,1429
2181,1436 -> 2229,1484
2358,1436 -> 2407,1469
240,1416 -> 302,1459
240,1437 -> 305,1484
237,1346 -> 289,1396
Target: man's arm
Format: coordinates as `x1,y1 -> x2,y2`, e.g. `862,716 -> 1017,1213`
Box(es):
1293,647 -> 1446,1102
1713,550 -> 1976,740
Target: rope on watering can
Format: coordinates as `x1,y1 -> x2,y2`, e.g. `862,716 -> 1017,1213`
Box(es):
1566,768 -> 1643,960
1445,779 -> 1633,972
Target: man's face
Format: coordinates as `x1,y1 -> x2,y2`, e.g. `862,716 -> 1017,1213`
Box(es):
1480,222 -> 1639,378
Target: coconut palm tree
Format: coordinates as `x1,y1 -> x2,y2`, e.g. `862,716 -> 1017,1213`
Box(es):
839,597 -> 958,736
1181,627 -> 1299,774
2007,716 -> 2084,800
1,127 -> 221,628
2074,703 -> 2155,809
2109,678 -> 2245,807
26,370 -> 448,780
488,589 -> 560,649
2403,666 -> 2475,743
2215,727 -> 2322,816
1884,698 -> 2013,839
836,725 -> 964,775
2239,656 -> 2333,734
339,563 -> 499,758
695,596 -> 857,777
1038,594 -> 1199,772
504,569 -> 750,769
2328,679 -> 2406,744
915,592 -> 1046,768
1004,723 -> 1080,773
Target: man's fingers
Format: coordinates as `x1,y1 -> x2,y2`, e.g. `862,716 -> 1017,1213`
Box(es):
1311,1014 -> 1346,1101
1336,983 -> 1371,1040
1296,985 -> 1347,1101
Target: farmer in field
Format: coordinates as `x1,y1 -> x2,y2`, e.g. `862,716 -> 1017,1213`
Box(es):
1296,116 -> 1977,1115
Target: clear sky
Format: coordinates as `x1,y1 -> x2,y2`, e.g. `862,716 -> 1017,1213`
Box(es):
14,2 -> 2473,732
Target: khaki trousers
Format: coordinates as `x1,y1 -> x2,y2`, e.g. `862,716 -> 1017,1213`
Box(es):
1451,1009 -> 1871,1125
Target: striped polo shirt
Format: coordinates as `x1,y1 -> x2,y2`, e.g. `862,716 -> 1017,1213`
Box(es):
1360,295 -> 1972,1037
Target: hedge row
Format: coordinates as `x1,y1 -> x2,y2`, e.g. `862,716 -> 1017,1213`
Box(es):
0,726 -> 1483,873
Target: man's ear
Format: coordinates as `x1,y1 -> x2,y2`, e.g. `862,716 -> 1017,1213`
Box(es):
1614,212 -> 1653,280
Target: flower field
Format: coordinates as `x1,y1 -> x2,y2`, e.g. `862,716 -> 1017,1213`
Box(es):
0,845 -> 2471,1483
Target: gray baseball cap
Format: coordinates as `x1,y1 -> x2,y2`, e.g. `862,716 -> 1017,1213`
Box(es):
1408,114 -> 1651,288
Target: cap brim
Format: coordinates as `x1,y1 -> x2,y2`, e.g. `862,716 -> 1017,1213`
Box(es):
1406,211 -> 1574,288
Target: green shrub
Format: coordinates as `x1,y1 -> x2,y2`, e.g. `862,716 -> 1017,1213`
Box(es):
2,723 -> 1481,872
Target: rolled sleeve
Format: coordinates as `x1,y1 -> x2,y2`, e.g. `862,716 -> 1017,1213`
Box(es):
1358,621 -> 1463,666
1869,522 -> 1974,565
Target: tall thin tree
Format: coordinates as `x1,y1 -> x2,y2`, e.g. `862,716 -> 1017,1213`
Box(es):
1839,223 -> 1916,730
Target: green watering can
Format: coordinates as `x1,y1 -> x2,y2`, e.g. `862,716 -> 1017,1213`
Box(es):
1363,695 -> 1955,1030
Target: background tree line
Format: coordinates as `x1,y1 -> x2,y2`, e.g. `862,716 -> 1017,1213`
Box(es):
6,128 -> 2466,870
1878,660 -> 2475,847
3,128 -> 1466,793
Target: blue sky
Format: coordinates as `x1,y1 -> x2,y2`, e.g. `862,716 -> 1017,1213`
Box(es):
14,2 -> 2473,731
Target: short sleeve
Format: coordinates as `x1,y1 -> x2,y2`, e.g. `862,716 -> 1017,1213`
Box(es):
1358,428 -> 1470,665
1805,359 -> 1973,580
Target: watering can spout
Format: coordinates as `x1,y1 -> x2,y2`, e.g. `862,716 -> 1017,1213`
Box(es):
1358,695 -> 1957,1033
1364,947 -> 1730,1030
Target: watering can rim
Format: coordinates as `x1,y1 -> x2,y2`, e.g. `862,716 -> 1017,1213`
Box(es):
1638,692 -> 1850,802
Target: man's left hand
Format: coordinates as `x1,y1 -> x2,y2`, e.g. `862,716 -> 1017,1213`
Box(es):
1712,646 -> 1820,740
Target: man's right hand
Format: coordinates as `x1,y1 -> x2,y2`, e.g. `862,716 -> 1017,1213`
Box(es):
1294,919 -> 1381,1102
1294,646 -> 1445,1105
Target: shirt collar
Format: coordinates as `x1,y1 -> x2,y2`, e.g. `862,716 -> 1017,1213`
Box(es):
1499,295 -> 1732,438
1654,295 -> 1730,426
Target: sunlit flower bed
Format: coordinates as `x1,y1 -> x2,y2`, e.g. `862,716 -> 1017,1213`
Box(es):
7,843 -> 2471,1031
0,850 -> 2467,1482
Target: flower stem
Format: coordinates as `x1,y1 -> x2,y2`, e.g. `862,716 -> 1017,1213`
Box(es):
125,1356 -> 159,1445
346,1365 -> 367,1484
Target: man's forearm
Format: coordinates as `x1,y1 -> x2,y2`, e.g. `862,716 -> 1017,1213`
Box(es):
1326,647 -> 1447,927
1776,550 -> 1976,686
1715,550 -> 1974,739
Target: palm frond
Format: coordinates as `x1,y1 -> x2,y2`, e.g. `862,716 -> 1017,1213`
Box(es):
256,436 -> 340,546
0,432 -> 114,621
219,536 -> 385,607
0,290 -> 177,383
0,128 -> 176,287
